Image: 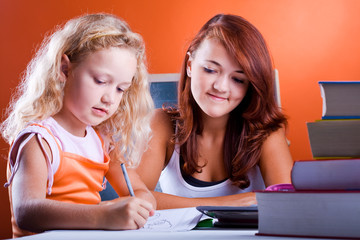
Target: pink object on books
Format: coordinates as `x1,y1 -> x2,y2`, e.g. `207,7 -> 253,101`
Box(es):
265,184 -> 295,191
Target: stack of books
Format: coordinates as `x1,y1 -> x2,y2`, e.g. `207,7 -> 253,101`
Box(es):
256,159 -> 360,239
307,81 -> 360,158
256,82 -> 360,238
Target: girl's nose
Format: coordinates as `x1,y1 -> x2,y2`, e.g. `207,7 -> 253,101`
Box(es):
101,90 -> 116,104
213,75 -> 229,92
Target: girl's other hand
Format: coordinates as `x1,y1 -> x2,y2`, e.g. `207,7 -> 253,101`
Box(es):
153,191 -> 257,209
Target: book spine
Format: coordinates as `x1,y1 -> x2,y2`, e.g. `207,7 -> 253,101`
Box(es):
322,116 -> 360,120
319,81 -> 360,84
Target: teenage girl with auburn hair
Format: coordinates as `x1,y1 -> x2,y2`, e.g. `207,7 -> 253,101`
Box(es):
135,14 -> 293,209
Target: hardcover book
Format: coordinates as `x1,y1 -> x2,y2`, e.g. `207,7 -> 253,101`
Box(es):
319,81 -> 360,119
306,119 -> 360,158
256,189 -> 360,239
291,159 -> 360,190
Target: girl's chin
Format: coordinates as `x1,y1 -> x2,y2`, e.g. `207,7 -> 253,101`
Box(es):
202,109 -> 230,119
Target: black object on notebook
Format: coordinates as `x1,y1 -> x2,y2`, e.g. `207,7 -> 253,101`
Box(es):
196,206 -> 258,228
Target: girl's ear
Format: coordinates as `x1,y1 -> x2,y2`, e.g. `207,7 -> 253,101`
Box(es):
186,52 -> 192,78
60,54 -> 71,82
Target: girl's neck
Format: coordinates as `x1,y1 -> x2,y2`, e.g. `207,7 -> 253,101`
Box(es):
193,112 -> 228,182
200,112 -> 228,137
52,112 -> 87,137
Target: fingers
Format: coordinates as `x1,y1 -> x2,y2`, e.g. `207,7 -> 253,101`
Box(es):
132,198 -> 155,228
138,197 -> 154,213
149,209 -> 155,217
108,197 -> 154,230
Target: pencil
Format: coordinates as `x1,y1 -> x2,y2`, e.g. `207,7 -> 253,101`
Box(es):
120,163 -> 135,196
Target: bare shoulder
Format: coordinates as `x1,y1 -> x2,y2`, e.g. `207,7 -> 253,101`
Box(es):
263,126 -> 287,146
16,133 -> 52,162
150,109 -> 174,141
261,127 -> 290,160
260,126 -> 293,185
137,109 -> 175,190
152,109 -> 172,127
11,133 -> 51,203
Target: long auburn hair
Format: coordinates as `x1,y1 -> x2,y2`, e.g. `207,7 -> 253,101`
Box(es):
166,14 -> 287,188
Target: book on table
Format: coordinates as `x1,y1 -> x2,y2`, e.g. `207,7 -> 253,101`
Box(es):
265,80 -> 360,238
319,81 -> 360,119
291,158 -> 360,190
306,119 -> 360,158
256,188 -> 360,239
256,157 -> 360,239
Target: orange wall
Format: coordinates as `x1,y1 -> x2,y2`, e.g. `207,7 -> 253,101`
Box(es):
1,0 -> 360,238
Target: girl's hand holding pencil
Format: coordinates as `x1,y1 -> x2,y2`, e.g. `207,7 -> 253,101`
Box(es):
100,196 -> 154,229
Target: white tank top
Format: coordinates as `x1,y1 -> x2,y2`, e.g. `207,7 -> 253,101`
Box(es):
159,145 -> 265,197
6,117 -> 105,194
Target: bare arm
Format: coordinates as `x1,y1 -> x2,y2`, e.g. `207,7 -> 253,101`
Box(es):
137,109 -> 257,209
136,109 -> 172,192
259,127 -> 293,186
152,191 -> 256,209
11,135 -> 153,233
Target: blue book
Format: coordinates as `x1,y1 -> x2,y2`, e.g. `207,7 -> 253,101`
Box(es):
319,81 -> 360,119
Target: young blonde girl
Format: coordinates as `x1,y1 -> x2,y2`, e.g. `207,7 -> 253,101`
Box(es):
1,13 -> 155,238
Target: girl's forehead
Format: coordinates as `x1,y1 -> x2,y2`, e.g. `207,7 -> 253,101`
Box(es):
193,38 -> 231,58
194,38 -> 219,54
193,39 -> 229,59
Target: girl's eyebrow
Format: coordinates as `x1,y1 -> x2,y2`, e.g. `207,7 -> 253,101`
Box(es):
121,82 -> 132,89
205,60 -> 244,73
205,59 -> 221,66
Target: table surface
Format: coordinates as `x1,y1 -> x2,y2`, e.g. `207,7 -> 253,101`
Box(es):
15,228 -> 343,240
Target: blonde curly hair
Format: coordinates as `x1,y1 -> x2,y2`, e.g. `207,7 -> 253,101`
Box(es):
1,13 -> 153,167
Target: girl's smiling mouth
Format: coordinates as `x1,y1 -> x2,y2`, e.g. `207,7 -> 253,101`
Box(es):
207,93 -> 228,102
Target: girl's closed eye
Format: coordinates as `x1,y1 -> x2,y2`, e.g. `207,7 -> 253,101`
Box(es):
203,66 -> 217,74
233,77 -> 245,84
94,78 -> 106,84
118,83 -> 132,93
